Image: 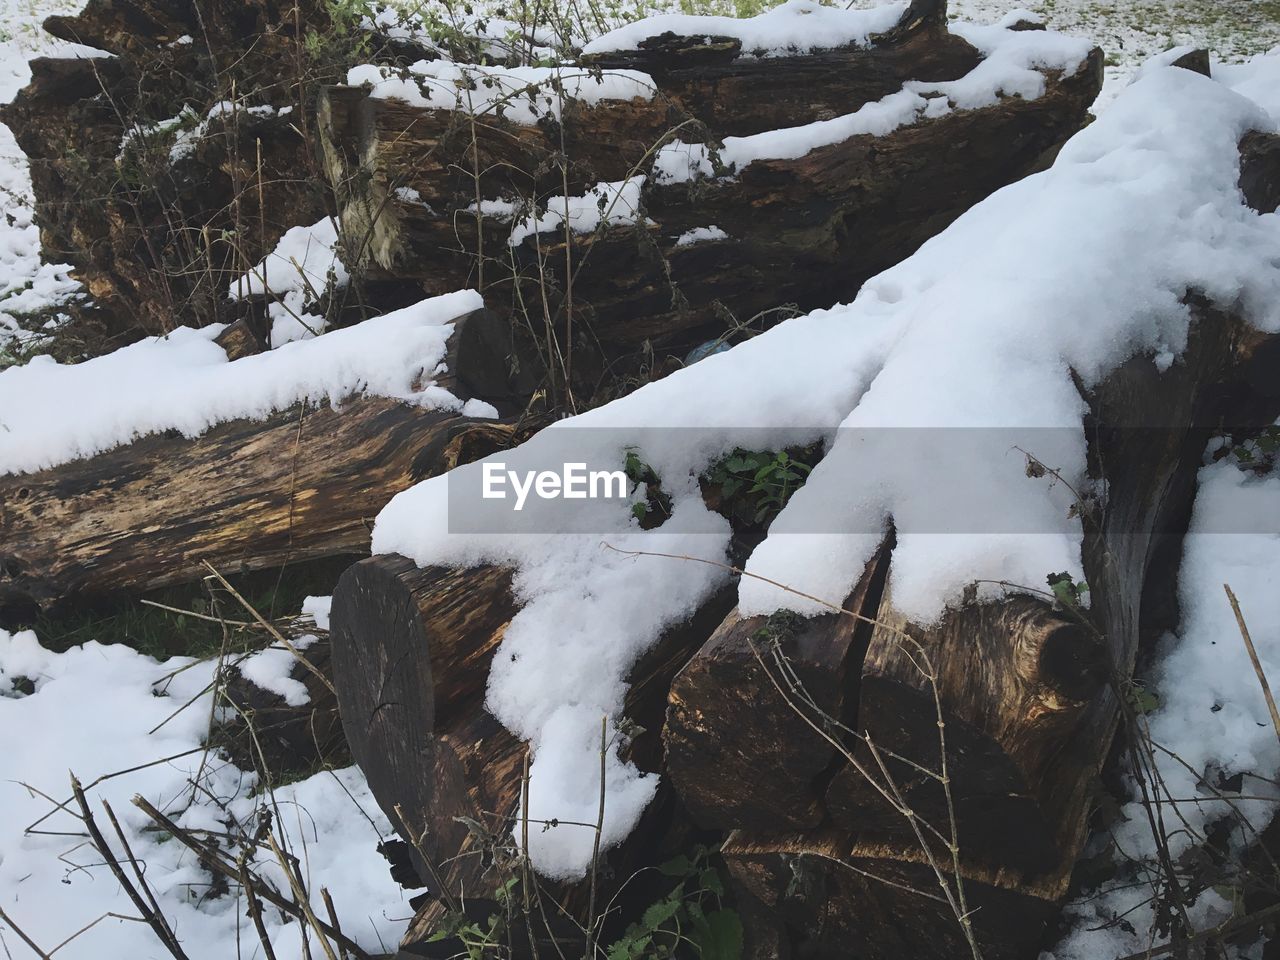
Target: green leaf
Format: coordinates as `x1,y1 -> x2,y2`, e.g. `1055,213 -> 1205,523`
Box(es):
657,854 -> 693,877
641,896 -> 682,933
699,868 -> 724,897
607,933 -> 651,960
631,502 -> 648,521
693,909 -> 743,960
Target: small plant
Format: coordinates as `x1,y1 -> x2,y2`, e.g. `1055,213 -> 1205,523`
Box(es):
1229,424 -> 1280,474
606,845 -> 743,960
703,447 -> 816,526
624,448 -> 672,527
1047,570 -> 1090,612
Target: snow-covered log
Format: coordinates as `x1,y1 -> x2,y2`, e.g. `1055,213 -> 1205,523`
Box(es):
0,297 -> 511,611
327,554 -> 735,947
339,60 -> 1280,958
0,0 -> 358,338
319,1 -> 1101,360
712,134 -> 1280,957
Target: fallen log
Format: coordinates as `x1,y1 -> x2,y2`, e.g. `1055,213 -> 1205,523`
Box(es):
663,540 -> 891,831
1,0 -> 340,337
722,830 -> 1062,960
328,555 -> 736,946
580,0 -> 982,137
658,130 -> 1280,959
320,2 -> 1102,363
0,311 -> 522,613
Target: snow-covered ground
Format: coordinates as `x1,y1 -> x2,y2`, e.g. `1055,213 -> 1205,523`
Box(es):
0,624 -> 411,960
2,0 -> 1279,956
0,0 -> 86,357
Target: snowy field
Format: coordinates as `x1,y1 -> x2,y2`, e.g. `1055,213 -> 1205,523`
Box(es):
1,0 -> 1279,957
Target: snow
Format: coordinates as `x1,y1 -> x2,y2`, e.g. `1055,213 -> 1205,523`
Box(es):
0,627 -> 408,959
373,62 -> 1280,879
653,18 -> 1093,180
0,0 -> 93,353
230,217 -> 349,301
0,289 -> 487,475
675,225 -> 728,246
346,60 -> 656,125
582,0 -> 907,57
1050,452 -> 1280,959
301,595 -> 333,631
238,634 -> 318,707
483,178 -> 649,246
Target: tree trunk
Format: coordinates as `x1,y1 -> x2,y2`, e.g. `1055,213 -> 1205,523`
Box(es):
318,4 -> 1101,362
328,555 -> 735,946
663,540 -> 891,831
0,313 -> 521,613
714,132 -> 1280,958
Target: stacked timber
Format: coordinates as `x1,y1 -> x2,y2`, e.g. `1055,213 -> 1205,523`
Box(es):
318,0 -> 1102,395
327,128 -> 1280,959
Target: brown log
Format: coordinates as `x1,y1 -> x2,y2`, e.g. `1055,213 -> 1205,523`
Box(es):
722,830 -> 1063,960
581,0 -> 982,138
328,556 -> 735,944
663,540 -> 891,831
667,132 -> 1280,960
0,312 -> 519,612
322,44 -> 1102,355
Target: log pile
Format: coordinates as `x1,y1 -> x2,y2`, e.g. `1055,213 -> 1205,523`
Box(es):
20,3 -> 1277,958
319,0 -> 1102,392
0,0 -> 1101,602
326,129 -> 1280,960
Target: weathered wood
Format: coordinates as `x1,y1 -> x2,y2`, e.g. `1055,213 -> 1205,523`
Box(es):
669,130 -> 1280,960
327,554 -> 520,845
322,47 -> 1102,356
0,0 -> 353,339
0,316 -> 519,612
722,830 -> 1062,960
581,0 -> 982,138
824,592 -> 1107,875
329,557 -> 735,943
663,540 -> 890,831
819,136 -> 1280,897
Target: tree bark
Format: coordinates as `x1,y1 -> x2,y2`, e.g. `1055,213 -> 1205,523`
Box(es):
0,313 -> 519,613
580,0 -> 981,137
722,134 -> 1280,957
328,555 -> 735,945
663,540 -> 891,831
318,9 -> 1102,360
722,829 -> 1064,960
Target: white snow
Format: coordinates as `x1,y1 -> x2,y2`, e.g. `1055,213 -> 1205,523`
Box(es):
0,288 -> 486,475
238,634 -> 318,707
675,225 -> 728,246
0,0 -> 92,353
230,217 -> 349,301
503,178 -> 648,246
346,60 -> 656,126
301,594 -> 333,631
0,627 -> 408,959
373,62 -> 1280,879
1051,452 -> 1280,959
582,0 -> 907,57
653,18 -> 1093,181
